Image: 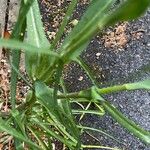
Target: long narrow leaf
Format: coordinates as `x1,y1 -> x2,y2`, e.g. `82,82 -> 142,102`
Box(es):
28,126 -> 48,150
32,118 -> 76,149
9,1 -> 32,147
72,109 -> 105,116
35,81 -> 80,144
97,79 -> 150,94
106,0 -> 150,26
76,57 -> 99,86
26,0 -> 50,47
10,0 -> 35,39
126,79 -> 150,90
60,0 -> 116,62
51,0 -> 78,49
82,145 -> 120,150
0,118 -> 40,149
102,101 -> 150,144
0,38 -> 57,55
59,0 -> 150,64
78,125 -> 124,145
25,0 -> 56,80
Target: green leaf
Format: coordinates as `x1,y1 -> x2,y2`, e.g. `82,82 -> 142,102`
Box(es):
34,81 -> 80,144
76,57 -> 99,86
26,0 -> 50,47
125,79 -> 150,90
31,118 -> 76,149
59,0 -> 150,64
82,145 -> 120,150
0,118 -> 40,149
60,0 -> 116,62
51,0 -> 78,49
97,79 -> 150,95
25,0 -> 57,81
34,81 -> 59,115
10,1 -> 33,147
11,110 -> 26,137
0,38 -> 57,55
60,78 -> 74,117
106,0 -> 150,26
11,0 -> 35,39
102,101 -> 150,144
78,125 -> 124,145
28,126 -> 48,150
72,109 -> 105,116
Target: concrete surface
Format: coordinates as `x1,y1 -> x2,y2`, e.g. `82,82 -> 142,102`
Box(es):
0,0 -> 6,36
8,0 -> 19,30
0,0 -> 7,59
0,0 -> 19,59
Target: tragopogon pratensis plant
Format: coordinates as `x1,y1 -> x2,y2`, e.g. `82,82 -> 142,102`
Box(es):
0,0 -> 150,149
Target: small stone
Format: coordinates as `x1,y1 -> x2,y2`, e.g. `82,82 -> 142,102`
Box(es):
96,52 -> 101,57
147,43 -> 150,47
70,19 -> 78,26
78,76 -> 83,81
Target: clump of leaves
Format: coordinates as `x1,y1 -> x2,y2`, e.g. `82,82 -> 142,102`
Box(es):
0,0 -> 150,149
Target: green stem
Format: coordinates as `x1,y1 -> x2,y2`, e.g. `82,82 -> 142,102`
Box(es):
9,1 -> 32,147
76,57 -> 99,86
78,125 -> 124,145
97,84 -> 127,94
81,145 -> 119,150
10,0 -> 35,109
57,84 -> 127,100
1,81 -> 146,118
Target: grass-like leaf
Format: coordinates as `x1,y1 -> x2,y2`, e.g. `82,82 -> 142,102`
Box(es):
31,118 -> 76,149
0,38 -> 57,55
97,79 -> 150,94
51,0 -> 78,49
106,0 -> 150,26
78,125 -> 124,145
26,0 -> 50,47
82,145 -> 120,150
59,0 -> 150,64
72,109 -> 105,116
76,57 -> 99,86
0,118 -> 40,149
126,79 -> 150,90
10,0 -> 34,147
60,0 -> 116,62
34,81 -> 80,145
102,101 -> 150,144
27,126 -> 49,150
25,0 -> 57,81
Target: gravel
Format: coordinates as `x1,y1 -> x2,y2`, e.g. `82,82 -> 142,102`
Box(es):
47,3 -> 150,149
63,8 -> 150,150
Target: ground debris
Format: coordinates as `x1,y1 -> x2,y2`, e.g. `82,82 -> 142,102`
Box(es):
102,22 -> 128,52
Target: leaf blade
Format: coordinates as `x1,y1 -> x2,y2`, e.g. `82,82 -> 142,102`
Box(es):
0,118 -> 40,149
102,101 -> 150,144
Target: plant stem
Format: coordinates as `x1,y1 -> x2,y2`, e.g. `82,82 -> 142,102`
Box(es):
97,84 -> 127,94
76,57 -> 99,86
81,145 -> 120,150
0,81 -> 142,118
57,84 -> 127,100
